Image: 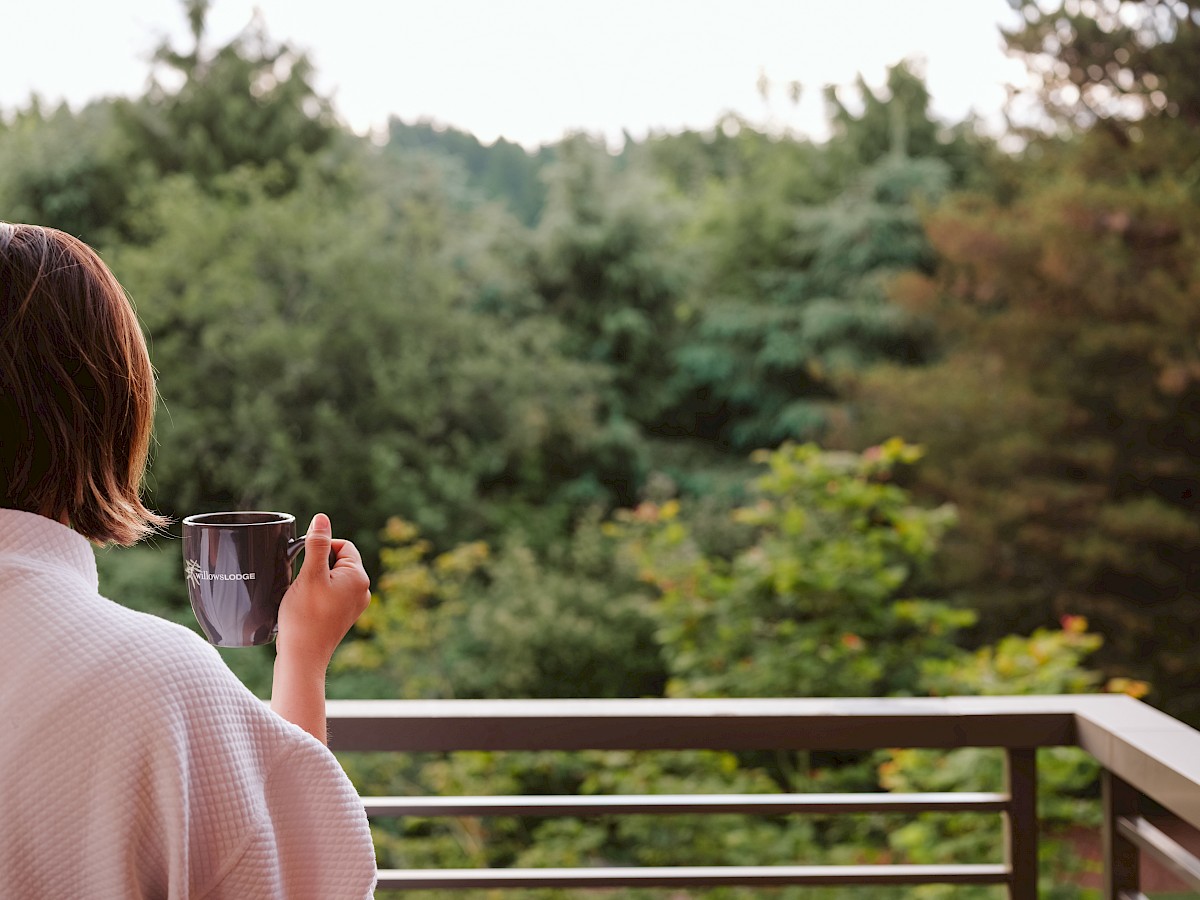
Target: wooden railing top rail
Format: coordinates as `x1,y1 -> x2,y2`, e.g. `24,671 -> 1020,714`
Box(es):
1069,696 -> 1200,830
327,695 -> 1081,751
327,694 -> 1200,832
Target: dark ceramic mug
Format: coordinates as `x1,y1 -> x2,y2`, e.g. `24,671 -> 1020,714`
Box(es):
182,511 -> 334,648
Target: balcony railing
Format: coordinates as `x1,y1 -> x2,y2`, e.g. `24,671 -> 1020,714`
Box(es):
326,695 -> 1200,898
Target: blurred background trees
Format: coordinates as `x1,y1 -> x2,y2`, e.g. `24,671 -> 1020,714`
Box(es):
1004,0 -> 1200,131
843,133 -> 1200,720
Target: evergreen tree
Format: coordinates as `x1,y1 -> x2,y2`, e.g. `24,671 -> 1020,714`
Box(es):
1005,0 -> 1200,132
529,136 -> 688,433
825,58 -> 982,180
0,100 -> 136,242
385,117 -> 551,225
656,63 -> 977,453
663,151 -> 944,451
115,0 -> 337,192
845,121 -> 1200,723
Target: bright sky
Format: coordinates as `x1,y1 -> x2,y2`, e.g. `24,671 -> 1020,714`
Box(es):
1,1 -> 1029,149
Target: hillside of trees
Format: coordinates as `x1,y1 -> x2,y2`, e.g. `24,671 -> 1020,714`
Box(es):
6,1 -> 1199,893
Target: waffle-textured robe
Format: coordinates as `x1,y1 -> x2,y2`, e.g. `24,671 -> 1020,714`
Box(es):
0,508 -> 376,898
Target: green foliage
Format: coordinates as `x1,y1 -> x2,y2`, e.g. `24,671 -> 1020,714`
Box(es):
446,542 -> 666,700
333,514 -> 666,701
333,518 -> 489,699
94,542 -> 189,620
615,441 -> 962,700
844,122 -> 1200,722
0,1 -> 339,244
113,161 -> 623,560
114,3 -> 336,192
529,136 -> 689,428
1004,0 -> 1200,132
0,100 -> 140,243
641,117 -> 846,293
825,59 -> 982,179
657,75 -> 963,451
386,117 -> 551,226
920,617 -> 1103,698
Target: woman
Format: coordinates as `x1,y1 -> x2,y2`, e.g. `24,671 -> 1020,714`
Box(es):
0,223 -> 377,897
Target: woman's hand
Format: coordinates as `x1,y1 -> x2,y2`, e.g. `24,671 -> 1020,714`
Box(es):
270,513 -> 371,743
277,513 -> 371,669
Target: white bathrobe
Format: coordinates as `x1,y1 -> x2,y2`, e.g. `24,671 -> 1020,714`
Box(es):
0,508 -> 376,898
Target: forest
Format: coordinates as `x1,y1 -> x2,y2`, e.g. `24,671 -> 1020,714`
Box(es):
4,0 -> 1200,895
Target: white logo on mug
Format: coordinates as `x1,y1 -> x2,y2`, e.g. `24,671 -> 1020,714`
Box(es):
184,559 -> 256,586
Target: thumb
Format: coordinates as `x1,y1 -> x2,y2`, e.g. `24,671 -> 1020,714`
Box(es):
301,513 -> 333,578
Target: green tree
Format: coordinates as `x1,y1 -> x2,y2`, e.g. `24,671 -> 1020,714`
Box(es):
844,123 -> 1200,723
0,0 -> 340,243
825,59 -> 983,179
1004,0 -> 1200,132
115,0 -> 337,192
648,62 -> 989,455
340,440 -> 966,707
0,100 -> 141,243
662,152 -> 947,451
638,115 -> 846,288
529,136 -> 689,431
333,514 -> 666,701
385,117 -> 552,226
114,161 -> 620,563
615,440 -> 963,701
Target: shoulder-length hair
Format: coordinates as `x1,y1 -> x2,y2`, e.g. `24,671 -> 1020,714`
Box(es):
0,223 -> 168,545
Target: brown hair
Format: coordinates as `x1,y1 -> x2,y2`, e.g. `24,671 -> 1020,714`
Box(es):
0,223 -> 168,545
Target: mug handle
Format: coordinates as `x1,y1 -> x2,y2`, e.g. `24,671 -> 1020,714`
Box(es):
286,538 -> 340,569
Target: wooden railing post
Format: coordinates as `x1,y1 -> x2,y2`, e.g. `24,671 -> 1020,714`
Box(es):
1005,747 -> 1038,900
1103,770 -> 1139,899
